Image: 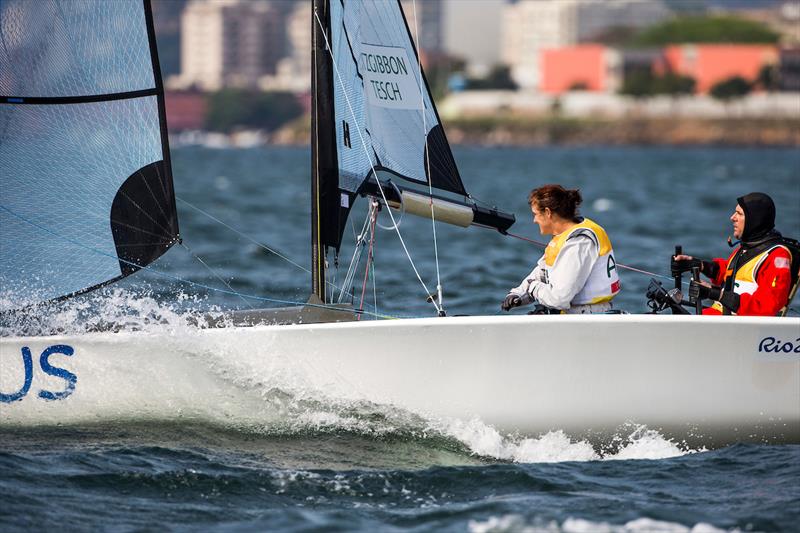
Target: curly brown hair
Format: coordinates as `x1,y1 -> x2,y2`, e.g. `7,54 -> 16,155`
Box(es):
528,184 -> 582,222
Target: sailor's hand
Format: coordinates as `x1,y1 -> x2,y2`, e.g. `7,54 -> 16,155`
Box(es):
689,279 -> 722,303
671,254 -> 701,276
501,294 -> 522,312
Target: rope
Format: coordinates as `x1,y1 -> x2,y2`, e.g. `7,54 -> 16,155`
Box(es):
179,241 -> 253,309
338,202 -> 375,302
179,196 -> 348,299
314,9 -> 442,316
410,0 -> 445,314
0,203 -> 402,320
505,231 -> 676,282
357,206 -> 378,320
177,196 -> 308,274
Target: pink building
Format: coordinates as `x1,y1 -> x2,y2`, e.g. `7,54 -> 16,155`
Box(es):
540,45 -> 610,94
660,45 -> 779,93
539,44 -> 779,95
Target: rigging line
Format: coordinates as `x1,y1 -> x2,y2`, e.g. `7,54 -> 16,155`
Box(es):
338,203 -> 374,302
144,163 -> 171,222
179,241 -> 253,309
314,10 -> 442,315
0,202 -> 397,320
410,0 -> 444,313
505,231 -> 675,281
176,196 -> 309,274
357,205 -> 378,320
372,254 -> 378,319
119,190 -> 171,235
178,196 -> 352,300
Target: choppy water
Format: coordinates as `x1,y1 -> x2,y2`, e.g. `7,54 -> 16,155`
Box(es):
2,145 -> 800,531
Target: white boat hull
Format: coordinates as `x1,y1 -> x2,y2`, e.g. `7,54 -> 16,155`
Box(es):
2,315 -> 799,447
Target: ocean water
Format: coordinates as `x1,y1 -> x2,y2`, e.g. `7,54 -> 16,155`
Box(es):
2,145 -> 800,531
119,144 -> 800,317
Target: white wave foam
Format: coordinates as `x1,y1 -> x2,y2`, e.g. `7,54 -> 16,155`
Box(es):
468,515 -> 738,533
0,287 -> 225,337
437,417 -> 695,463
607,426 -> 690,461
440,418 -> 598,463
592,198 -> 614,212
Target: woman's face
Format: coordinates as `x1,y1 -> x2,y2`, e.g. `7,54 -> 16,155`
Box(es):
531,202 -> 553,235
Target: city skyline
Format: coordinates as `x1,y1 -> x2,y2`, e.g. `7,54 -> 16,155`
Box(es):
158,0 -> 798,93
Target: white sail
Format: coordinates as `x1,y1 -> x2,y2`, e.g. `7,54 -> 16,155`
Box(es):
329,0 -> 464,195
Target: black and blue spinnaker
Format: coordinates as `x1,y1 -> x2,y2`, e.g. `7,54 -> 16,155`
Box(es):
0,0 -> 178,306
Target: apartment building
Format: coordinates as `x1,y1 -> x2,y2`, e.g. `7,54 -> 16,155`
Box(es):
173,0 -> 287,91
502,0 -> 671,90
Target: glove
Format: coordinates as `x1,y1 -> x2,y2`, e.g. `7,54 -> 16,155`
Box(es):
501,294 -> 522,312
688,279 -> 722,303
672,256 -> 718,278
671,256 -> 702,277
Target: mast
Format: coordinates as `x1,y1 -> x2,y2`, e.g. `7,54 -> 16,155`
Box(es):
311,0 -> 335,302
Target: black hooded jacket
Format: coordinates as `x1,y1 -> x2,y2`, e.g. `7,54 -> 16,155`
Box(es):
737,192 -> 781,248
717,192 -> 791,314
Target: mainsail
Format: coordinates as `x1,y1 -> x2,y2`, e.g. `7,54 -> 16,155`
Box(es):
0,0 -> 178,307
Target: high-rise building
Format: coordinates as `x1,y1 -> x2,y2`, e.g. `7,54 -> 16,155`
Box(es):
173,0 -> 287,91
400,0 -> 444,53
259,2 -> 311,92
502,0 -> 671,90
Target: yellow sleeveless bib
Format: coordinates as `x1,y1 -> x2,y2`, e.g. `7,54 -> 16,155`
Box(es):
543,218 -> 620,305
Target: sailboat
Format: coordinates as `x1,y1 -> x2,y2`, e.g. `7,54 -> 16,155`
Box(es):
1,0 -> 798,449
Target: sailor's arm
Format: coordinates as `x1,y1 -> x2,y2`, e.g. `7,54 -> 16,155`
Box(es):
707,258 -> 726,285
672,254 -> 724,284
528,237 -> 596,310
507,261 -> 545,305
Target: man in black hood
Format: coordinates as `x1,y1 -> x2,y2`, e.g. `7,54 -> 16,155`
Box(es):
736,192 -> 780,245
672,192 -> 796,316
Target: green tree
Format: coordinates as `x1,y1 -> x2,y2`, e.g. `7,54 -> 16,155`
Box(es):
652,73 -> 696,96
756,64 -> 779,91
466,65 -> 518,91
632,16 -> 779,46
424,55 -> 467,100
568,81 -> 590,91
204,90 -> 304,133
709,76 -> 752,102
620,70 -> 656,98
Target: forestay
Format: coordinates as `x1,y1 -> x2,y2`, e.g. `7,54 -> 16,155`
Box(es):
0,0 -> 178,307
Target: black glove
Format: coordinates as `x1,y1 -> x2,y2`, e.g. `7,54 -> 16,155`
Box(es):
671,256 -> 702,277
671,256 -> 719,279
688,280 -> 722,303
501,294 -> 522,312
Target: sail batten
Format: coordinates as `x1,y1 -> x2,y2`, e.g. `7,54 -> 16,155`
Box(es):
0,0 -> 178,307
1,89 -> 161,104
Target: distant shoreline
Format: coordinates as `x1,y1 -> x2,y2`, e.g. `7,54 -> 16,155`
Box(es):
170,116 -> 800,148
441,116 -> 800,147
